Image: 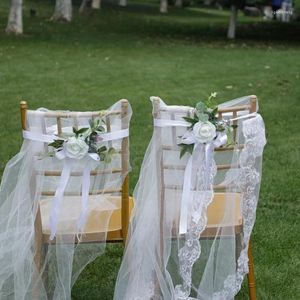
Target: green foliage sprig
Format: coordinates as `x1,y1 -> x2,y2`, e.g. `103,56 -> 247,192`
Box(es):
178,93 -> 237,158
48,117 -> 116,162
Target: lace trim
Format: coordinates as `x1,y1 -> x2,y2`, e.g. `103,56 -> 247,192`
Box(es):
212,115 -> 266,299
175,145 -> 217,299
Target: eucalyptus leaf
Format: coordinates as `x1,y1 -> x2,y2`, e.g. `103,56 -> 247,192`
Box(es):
198,113 -> 209,122
179,143 -> 194,158
226,127 -> 233,146
186,144 -> 194,155
180,146 -> 188,159
76,127 -> 89,135
48,139 -> 64,149
97,125 -> 105,132
98,146 -> 107,155
195,102 -> 206,113
88,144 -> 98,153
98,146 -> 107,153
183,116 -> 198,126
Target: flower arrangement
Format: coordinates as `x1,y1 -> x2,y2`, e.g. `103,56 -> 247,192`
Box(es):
48,118 -> 116,162
178,93 -> 237,158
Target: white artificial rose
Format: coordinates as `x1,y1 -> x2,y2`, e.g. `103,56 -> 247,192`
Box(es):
64,137 -> 89,159
193,121 -> 216,144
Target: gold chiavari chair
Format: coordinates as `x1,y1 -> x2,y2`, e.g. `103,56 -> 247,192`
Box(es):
20,100 -> 133,279
152,96 -> 258,300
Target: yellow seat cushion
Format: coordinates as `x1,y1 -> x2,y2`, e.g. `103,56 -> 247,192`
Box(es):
206,193 -> 242,228
39,192 -> 241,240
40,195 -> 134,236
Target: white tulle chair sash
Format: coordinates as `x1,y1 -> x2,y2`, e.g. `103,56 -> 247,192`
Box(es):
153,113 -> 256,234
23,128 -> 129,240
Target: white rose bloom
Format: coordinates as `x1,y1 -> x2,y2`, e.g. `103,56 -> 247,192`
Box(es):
193,121 -> 216,144
64,137 -> 89,159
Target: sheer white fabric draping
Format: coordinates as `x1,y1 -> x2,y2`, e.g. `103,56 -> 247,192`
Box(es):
114,96 -> 266,300
0,100 -> 131,299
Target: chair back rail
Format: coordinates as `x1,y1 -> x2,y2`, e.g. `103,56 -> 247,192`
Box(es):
152,95 -> 257,194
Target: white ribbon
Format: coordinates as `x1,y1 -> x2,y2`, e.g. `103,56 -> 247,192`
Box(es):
153,112 -> 257,128
77,162 -> 92,235
22,130 -> 59,143
23,128 -> 129,144
49,159 -> 71,240
179,148 -> 194,234
23,128 -> 129,240
153,119 -> 190,127
178,133 -> 227,234
154,118 -> 232,234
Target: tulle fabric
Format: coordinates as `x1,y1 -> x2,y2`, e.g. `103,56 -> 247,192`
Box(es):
114,96 -> 266,300
0,100 -> 131,299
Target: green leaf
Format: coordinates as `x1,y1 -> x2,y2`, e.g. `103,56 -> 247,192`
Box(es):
98,146 -> 107,154
198,113 -> 209,122
97,125 -> 105,132
79,128 -> 89,134
88,144 -> 98,153
231,124 -> 238,129
211,106 -> 218,116
195,101 -> 206,113
48,139 -> 64,149
180,146 -> 187,159
182,116 -> 198,126
226,127 -> 233,146
179,144 -> 194,158
99,153 -> 105,161
73,126 -> 90,137
186,144 -> 194,155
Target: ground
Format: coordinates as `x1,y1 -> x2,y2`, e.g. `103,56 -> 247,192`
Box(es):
0,0 -> 299,299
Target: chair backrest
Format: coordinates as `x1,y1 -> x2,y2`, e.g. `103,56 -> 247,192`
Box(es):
20,100 -> 130,241
152,95 -> 257,193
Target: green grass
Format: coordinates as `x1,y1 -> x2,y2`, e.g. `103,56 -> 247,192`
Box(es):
0,0 -> 300,299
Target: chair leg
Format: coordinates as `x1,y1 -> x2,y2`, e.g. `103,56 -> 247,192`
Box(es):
235,232 -> 242,264
33,206 -> 44,299
42,244 -> 50,297
247,239 -> 256,300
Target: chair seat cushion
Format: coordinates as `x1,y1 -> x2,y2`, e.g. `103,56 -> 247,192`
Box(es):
40,195 -> 134,236
206,192 -> 242,228
40,193 -> 241,238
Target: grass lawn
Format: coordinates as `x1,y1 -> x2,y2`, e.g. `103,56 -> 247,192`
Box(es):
0,0 -> 300,299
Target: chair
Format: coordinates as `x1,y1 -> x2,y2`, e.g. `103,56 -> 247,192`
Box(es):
19,100 -> 133,297
152,96 -> 258,300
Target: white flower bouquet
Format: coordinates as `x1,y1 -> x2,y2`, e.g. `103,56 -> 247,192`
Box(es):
48,118 -> 116,162
178,93 -> 237,157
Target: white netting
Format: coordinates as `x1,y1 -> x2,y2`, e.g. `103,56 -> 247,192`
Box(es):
0,100 -> 131,299
114,96 -> 266,300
